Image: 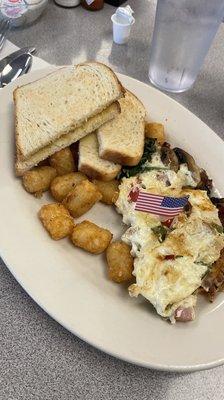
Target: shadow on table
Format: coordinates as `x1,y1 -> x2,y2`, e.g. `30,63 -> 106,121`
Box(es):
60,0 -> 154,83
108,38 -> 150,82
170,69 -> 224,137
8,0 -> 156,85
106,0 -> 155,83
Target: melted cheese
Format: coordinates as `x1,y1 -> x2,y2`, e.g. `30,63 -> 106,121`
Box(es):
116,150 -> 224,320
129,255 -> 207,318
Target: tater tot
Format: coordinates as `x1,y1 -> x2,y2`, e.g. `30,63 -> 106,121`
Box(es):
92,179 -> 119,205
49,147 -> 75,175
50,172 -> 88,202
39,203 -> 74,240
145,122 -> 165,144
106,241 -> 134,283
71,220 -> 112,254
63,180 -> 102,218
22,166 -> 57,195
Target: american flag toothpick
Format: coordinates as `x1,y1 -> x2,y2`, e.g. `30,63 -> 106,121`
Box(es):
133,191 -> 189,218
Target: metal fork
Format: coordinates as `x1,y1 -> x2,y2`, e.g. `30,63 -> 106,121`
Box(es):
0,20 -> 10,52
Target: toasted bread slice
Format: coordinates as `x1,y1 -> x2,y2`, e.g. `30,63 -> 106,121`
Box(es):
14,62 -> 124,161
16,103 -> 120,176
97,91 -> 146,166
79,133 -> 121,181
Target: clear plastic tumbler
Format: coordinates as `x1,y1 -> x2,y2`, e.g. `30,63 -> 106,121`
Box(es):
148,0 -> 224,93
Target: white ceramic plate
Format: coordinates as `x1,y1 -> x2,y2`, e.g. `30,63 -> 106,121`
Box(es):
1,66 -> 224,372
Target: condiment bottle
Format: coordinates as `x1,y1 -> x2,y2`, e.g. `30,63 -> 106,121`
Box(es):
81,0 -> 104,11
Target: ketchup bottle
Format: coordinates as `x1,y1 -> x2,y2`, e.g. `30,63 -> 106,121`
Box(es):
81,0 -> 104,10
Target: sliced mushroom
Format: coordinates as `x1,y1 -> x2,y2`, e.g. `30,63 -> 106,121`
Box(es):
161,143 -> 179,172
184,201 -> 192,217
210,197 -> 224,207
197,169 -> 213,195
211,197 -> 224,226
173,147 -> 201,184
201,248 -> 224,302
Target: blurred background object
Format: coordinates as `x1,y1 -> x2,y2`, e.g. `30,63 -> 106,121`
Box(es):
0,19 -> 10,51
148,0 -> 224,93
0,0 -> 48,27
105,0 -> 126,5
54,0 -> 80,7
81,0 -> 104,11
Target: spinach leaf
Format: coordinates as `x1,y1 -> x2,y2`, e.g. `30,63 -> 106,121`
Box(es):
195,261 -> 210,267
210,223 -> 223,234
143,166 -> 167,172
152,225 -> 167,243
118,138 -> 157,179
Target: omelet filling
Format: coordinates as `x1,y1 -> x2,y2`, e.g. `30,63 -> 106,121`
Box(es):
116,145 -> 224,321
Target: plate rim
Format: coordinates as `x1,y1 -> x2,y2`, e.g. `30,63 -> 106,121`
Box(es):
1,66 -> 224,373
2,246 -> 224,373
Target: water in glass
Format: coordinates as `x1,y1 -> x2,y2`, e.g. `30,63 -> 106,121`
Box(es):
149,0 -> 224,93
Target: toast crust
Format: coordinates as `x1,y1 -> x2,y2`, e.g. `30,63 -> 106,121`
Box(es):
14,62 -> 125,161
80,61 -> 126,97
15,102 -> 121,176
98,91 -> 146,166
79,162 -> 120,182
100,147 -> 143,167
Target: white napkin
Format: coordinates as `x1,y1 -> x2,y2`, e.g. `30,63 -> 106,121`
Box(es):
0,39 -> 50,71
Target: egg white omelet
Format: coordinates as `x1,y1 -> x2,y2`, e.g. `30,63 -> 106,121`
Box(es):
116,147 -> 224,322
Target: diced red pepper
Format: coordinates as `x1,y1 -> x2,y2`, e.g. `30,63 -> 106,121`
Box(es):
162,218 -> 174,228
128,188 -> 139,202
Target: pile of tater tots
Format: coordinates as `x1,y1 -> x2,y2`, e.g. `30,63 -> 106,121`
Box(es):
21,146 -> 134,284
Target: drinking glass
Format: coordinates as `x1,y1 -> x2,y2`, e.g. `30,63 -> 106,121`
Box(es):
148,0 -> 224,93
